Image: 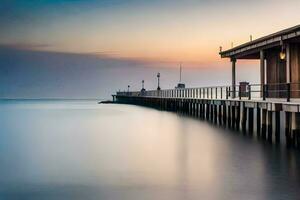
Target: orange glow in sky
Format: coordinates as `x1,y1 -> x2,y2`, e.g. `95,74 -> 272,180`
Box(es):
1,0 -> 300,66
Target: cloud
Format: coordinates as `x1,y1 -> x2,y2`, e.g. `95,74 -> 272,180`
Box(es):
0,42 -> 51,51
0,43 -> 220,68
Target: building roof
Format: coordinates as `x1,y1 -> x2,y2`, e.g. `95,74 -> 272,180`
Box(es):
220,24 -> 300,59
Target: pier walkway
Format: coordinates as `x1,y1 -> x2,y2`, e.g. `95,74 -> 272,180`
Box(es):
113,83 -> 300,148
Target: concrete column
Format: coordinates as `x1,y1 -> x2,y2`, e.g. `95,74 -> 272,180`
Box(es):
267,111 -> 273,143
214,105 -> 218,124
228,105 -> 232,128
293,113 -> 300,148
231,58 -> 236,98
210,104 -> 214,122
206,104 -> 209,120
199,103 -> 203,118
241,104 -> 247,133
236,105 -> 240,131
256,107 -> 261,137
275,111 -> 280,144
291,112 -> 300,148
218,105 -> 222,125
202,103 -> 205,119
260,50 -> 265,97
248,108 -> 254,134
222,104 -> 227,126
261,109 -> 267,139
285,112 -> 292,147
231,105 -> 236,129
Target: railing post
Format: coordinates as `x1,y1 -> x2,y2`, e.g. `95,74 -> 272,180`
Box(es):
200,88 -> 202,99
211,88 -> 213,99
221,87 -> 223,99
226,87 -> 228,99
287,83 -> 290,102
207,88 -> 209,99
215,87 -> 217,99
239,85 -> 241,100
248,85 -> 251,100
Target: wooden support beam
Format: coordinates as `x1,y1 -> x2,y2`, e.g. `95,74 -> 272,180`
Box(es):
260,50 -> 265,98
286,43 -> 291,83
231,58 -> 236,98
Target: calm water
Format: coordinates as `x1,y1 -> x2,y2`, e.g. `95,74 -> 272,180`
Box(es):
0,100 -> 300,200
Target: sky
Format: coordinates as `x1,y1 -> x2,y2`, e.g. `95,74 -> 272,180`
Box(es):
1,0 -> 300,99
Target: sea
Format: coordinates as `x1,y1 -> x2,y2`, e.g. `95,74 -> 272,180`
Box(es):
0,100 -> 299,200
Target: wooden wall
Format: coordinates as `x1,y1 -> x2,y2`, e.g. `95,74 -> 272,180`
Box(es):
266,48 -> 286,98
290,43 -> 300,98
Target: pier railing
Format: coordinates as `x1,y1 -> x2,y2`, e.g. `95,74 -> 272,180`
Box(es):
117,82 -> 300,102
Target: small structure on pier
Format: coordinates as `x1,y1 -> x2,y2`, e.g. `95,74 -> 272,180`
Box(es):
220,25 -> 300,99
157,72 -> 161,90
175,63 -> 185,89
140,80 -> 146,95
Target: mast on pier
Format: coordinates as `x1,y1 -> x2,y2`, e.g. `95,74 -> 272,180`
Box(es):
176,62 -> 185,89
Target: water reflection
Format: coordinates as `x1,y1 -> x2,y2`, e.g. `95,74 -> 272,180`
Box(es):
0,100 -> 300,200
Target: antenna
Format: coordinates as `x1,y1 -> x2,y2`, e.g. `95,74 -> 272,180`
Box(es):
179,63 -> 182,83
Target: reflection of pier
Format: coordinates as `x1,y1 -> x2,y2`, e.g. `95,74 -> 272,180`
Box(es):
113,25 -> 300,148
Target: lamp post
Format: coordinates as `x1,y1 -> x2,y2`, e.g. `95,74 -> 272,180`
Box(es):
142,80 -> 145,90
157,72 -> 161,90
127,85 -> 130,93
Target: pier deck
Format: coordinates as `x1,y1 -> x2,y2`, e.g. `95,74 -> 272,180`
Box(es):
114,83 -> 300,149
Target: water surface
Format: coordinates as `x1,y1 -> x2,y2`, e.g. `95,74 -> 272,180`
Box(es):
0,100 -> 299,200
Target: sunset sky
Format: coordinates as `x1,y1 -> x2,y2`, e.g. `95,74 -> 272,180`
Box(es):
1,0 -> 300,98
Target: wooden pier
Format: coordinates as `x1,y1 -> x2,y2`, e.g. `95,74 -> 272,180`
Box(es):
113,25 -> 300,148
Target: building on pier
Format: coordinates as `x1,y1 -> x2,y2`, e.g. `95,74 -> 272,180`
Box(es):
220,25 -> 300,99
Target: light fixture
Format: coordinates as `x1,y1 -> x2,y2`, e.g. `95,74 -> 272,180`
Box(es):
279,40 -> 286,60
279,51 -> 286,60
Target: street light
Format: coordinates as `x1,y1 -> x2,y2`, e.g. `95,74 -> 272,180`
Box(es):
141,80 -> 146,94
127,85 -> 130,92
157,72 -> 161,90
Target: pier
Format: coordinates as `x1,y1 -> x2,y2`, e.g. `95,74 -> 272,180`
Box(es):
113,25 -> 300,148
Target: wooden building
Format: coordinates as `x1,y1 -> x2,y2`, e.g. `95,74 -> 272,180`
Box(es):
220,25 -> 300,99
